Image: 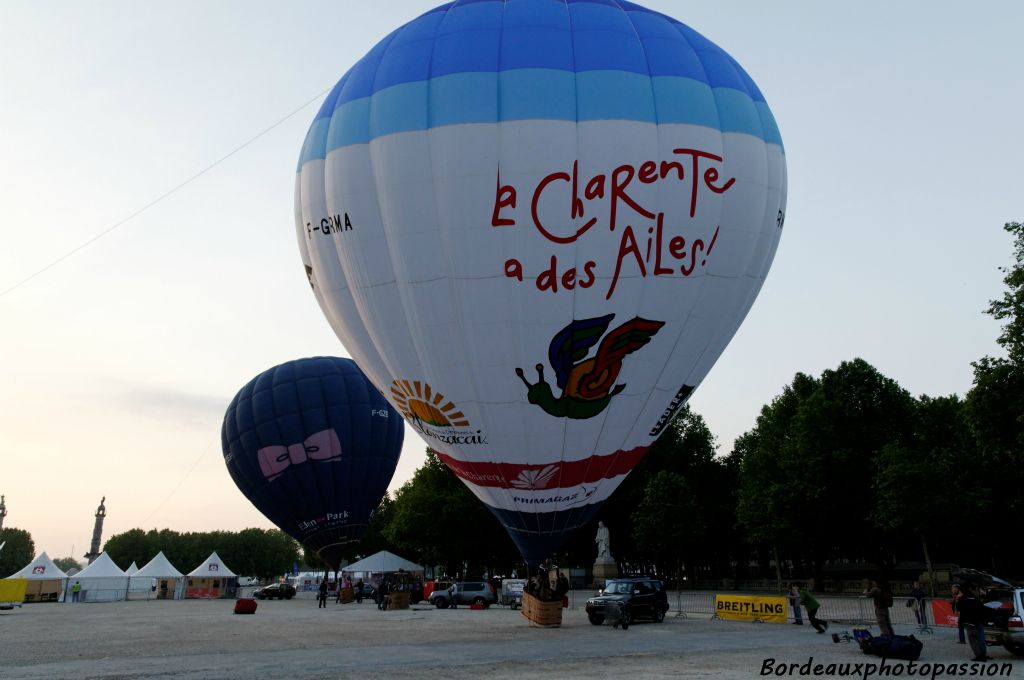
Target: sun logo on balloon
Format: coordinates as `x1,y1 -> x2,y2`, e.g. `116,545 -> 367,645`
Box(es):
516,315 -> 665,420
390,380 -> 470,429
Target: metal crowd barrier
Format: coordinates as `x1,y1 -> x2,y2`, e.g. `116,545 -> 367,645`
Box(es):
673,591 -> 717,617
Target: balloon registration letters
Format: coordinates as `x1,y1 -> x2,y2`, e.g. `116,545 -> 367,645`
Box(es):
295,0 -> 787,563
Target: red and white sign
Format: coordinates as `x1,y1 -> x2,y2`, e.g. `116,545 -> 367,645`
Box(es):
931,600 -> 958,627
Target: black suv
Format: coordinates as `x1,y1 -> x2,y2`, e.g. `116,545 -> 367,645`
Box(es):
253,583 -> 296,600
586,577 -> 669,625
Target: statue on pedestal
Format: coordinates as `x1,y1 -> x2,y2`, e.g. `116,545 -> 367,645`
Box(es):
591,521 -> 619,586
595,521 -> 612,561
84,496 -> 107,565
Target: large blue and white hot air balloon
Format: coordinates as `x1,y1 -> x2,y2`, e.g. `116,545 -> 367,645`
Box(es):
221,357 -> 404,569
295,0 -> 786,564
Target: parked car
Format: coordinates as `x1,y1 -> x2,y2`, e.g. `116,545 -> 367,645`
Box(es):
254,583 -> 296,600
428,581 -> 497,608
585,577 -> 669,626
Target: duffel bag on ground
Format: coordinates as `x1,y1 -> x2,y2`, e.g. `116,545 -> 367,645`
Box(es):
234,598 -> 258,615
858,634 -> 922,661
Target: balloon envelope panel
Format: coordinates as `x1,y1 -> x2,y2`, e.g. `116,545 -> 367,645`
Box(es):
296,0 -> 786,564
221,357 -> 404,568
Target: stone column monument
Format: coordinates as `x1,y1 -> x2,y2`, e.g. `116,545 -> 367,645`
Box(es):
592,521 -> 619,587
83,496 -> 106,565
0,494 -> 7,530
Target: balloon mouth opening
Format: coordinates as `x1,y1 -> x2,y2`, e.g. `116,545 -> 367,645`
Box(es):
302,524 -> 367,570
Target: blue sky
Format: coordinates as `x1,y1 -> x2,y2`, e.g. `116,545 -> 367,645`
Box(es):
1,0 -> 1020,560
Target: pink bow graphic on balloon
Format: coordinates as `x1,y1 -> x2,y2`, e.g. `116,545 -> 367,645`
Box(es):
258,429 -> 342,481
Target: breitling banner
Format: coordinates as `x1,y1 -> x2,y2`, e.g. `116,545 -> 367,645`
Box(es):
715,594 -> 788,623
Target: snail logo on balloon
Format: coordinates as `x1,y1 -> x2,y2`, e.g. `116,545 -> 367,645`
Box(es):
516,315 -> 665,420
389,380 -> 488,447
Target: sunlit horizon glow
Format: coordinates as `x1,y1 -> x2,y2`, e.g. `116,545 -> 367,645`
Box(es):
1,0 -> 1020,561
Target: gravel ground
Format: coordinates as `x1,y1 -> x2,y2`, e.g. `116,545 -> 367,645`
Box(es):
1,595 -> 1019,679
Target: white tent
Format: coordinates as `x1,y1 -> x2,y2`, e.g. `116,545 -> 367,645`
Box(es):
187,551 -> 237,578
185,551 -> 238,599
8,551 -> 67,580
343,550 -> 424,576
72,552 -> 128,602
125,561 -> 150,597
130,551 -> 184,600
8,552 -> 67,602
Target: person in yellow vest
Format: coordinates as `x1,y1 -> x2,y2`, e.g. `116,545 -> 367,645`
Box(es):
71,581 -> 81,603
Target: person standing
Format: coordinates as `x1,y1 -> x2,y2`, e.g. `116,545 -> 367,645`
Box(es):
448,582 -> 458,609
956,584 -> 989,662
355,578 -> 364,604
71,581 -> 81,603
317,579 -> 328,609
788,583 -> 803,625
951,583 -> 966,644
797,584 -> 828,633
908,581 -> 927,626
555,570 -> 570,607
864,579 -> 894,636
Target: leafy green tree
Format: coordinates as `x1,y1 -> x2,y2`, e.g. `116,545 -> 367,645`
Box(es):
966,221 -> 1024,571
735,372 -> 818,590
871,396 -> 986,594
104,528 -> 299,580
53,557 -> 82,573
0,527 -> 34,577
789,359 -> 914,576
631,471 -> 700,583
102,528 -> 153,570
736,361 -> 915,584
985,221 -> 1024,364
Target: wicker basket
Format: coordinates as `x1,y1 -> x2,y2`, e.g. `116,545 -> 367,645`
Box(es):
521,591 -> 563,628
387,591 -> 411,610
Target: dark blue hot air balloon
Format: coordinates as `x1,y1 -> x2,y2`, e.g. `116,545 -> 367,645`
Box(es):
221,357 -> 403,569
